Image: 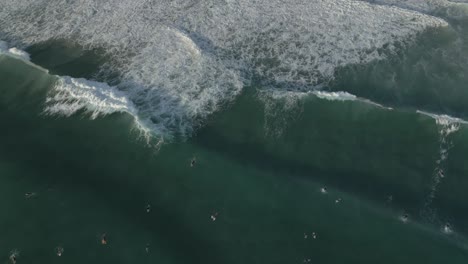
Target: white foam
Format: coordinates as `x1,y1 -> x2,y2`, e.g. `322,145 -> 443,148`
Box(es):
7,47 -> 30,61
0,41 -> 30,61
418,110 -> 464,217
312,90 -> 393,109
443,223 -> 454,234
399,214 -> 409,223
259,90 -> 309,138
260,88 -> 391,138
367,0 -> 468,19
45,76 -> 138,120
268,90 -> 394,111
417,110 -> 467,127
366,0 -> 451,13
313,91 -> 357,101
0,0 -> 449,139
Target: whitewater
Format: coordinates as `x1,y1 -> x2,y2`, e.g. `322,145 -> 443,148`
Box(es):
1,0 -> 465,140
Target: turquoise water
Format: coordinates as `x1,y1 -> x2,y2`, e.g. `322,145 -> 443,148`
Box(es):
2,1 -> 468,263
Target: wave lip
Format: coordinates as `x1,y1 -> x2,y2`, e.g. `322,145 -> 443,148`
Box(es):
45,76 -> 138,120
0,41 -> 30,60
0,0 -> 452,140
416,110 -> 468,126
312,91 -> 357,101
365,0 -> 468,19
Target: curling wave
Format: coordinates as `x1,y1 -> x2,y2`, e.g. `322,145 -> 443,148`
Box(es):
0,0 -> 450,139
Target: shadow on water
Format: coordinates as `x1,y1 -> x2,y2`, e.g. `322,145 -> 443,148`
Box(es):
194,88 -> 468,237
0,58 -> 225,264
3,27 -> 468,261
2,53 -> 468,262
0,113 -> 225,264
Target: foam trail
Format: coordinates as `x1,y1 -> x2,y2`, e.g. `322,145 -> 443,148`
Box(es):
366,0 -> 450,13
418,111 -> 462,222
0,0 -> 449,139
259,90 -> 309,138
314,91 -> 395,109
366,0 -> 462,12
366,0 -> 468,19
260,89 -> 394,137
312,91 -> 357,101
417,111 -> 468,125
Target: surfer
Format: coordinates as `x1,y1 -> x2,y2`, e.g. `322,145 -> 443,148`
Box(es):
387,195 -> 393,203
439,170 -> 445,178
101,233 -> 108,245
320,187 -> 327,194
443,223 -> 452,233
56,247 -> 64,257
190,157 -> 196,167
211,212 -> 218,221
9,252 -> 17,264
145,243 -> 150,253
146,204 -> 151,213
400,213 -> 409,223
25,192 -> 36,198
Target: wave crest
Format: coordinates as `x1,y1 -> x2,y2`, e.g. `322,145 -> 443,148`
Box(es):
0,0 -> 449,139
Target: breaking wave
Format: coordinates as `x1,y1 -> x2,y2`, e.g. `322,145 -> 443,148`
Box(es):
0,40 -> 30,60
0,0 -> 451,139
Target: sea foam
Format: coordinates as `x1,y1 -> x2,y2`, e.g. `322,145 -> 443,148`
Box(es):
313,91 -> 357,102
45,76 -> 137,120
0,41 -> 30,61
366,0 -> 468,19
0,0 -> 449,139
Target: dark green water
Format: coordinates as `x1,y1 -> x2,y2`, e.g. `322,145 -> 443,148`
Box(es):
2,1 -> 468,263
1,45 -> 468,263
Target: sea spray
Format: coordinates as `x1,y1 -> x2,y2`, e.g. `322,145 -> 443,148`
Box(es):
0,0 -> 448,139
418,111 -> 463,223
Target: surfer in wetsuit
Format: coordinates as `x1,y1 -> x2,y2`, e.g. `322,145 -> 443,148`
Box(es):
25,192 -> 36,198
190,157 -> 196,167
9,253 -> 17,264
145,243 -> 150,253
444,223 -> 452,233
401,213 -> 409,223
403,214 -> 408,219
56,247 -> 64,256
101,233 -> 108,245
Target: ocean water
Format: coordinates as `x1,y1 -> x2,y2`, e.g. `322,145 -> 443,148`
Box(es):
1,0 -> 468,263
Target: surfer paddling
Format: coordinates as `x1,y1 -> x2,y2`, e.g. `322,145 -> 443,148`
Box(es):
9,251 -> 18,264
101,233 -> 108,245
211,212 -> 218,221
56,247 -> 64,256
400,213 -> 409,223
25,192 -> 36,198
